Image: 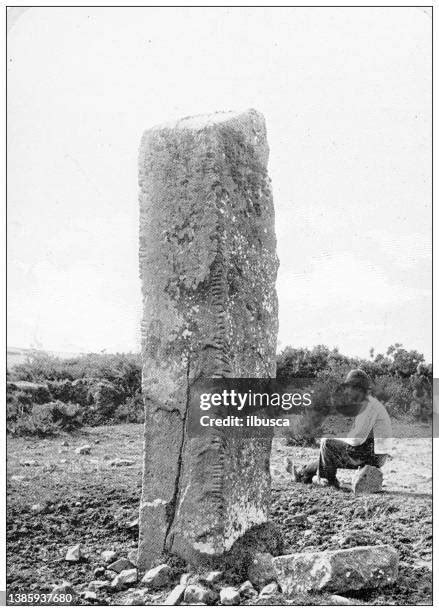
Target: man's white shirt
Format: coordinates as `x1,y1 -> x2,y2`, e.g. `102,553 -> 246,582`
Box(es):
340,395 -> 393,455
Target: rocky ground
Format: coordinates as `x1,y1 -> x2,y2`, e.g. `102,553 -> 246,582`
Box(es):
7,423 -> 432,605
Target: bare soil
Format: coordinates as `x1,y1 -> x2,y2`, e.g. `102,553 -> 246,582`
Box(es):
7,424 -> 432,605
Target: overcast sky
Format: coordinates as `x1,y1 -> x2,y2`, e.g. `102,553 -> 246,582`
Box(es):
8,7 -> 432,360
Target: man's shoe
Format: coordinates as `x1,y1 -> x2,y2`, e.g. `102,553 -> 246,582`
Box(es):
286,459 -> 305,482
312,475 -> 329,487
328,478 -> 341,489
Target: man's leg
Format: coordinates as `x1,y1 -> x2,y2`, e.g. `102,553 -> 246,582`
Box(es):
317,438 -> 352,483
291,437 -> 377,485
317,437 -> 376,484
296,459 -> 319,484
293,438 -> 354,484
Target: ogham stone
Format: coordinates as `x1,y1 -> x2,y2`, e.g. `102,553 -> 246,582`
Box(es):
138,110 -> 279,571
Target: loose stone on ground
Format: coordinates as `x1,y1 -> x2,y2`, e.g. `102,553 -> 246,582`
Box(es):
220,587 -> 241,605
273,544 -> 398,595
141,563 -> 171,588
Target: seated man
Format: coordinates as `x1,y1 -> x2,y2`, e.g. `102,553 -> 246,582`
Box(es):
292,369 -> 392,488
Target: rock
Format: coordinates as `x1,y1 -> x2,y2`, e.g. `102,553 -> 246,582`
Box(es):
11,475 -> 25,482
105,570 -> 118,581
352,465 -> 383,494
273,545 -> 398,595
109,458 -> 135,467
88,580 -> 109,591
247,552 -> 277,588
111,569 -> 138,590
101,550 -> 118,564
180,573 -> 191,585
75,445 -> 91,455
21,459 -> 37,466
127,550 -> 138,567
288,513 -> 308,527
60,440 -> 69,446
184,585 -> 217,604
163,584 -> 186,605
203,571 -> 222,585
52,581 -> 77,596
238,581 -> 258,598
259,582 -> 279,598
127,518 -> 139,528
107,558 -> 134,573
220,587 -> 240,605
141,563 -> 171,588
81,591 -> 97,601
331,529 -> 383,548
329,595 -> 354,605
124,595 -> 145,605
31,503 -> 43,513
93,566 -> 106,578
65,544 -> 82,562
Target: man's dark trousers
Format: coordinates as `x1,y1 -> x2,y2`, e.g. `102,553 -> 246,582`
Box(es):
299,435 -> 386,484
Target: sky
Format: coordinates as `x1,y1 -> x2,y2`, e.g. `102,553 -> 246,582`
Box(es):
7,7 -> 432,360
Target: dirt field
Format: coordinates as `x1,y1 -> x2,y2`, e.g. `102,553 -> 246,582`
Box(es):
7,424 -> 432,605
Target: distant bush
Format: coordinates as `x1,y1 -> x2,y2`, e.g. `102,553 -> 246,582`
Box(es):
277,343 -> 431,422
9,351 -> 141,389
13,390 -> 34,412
50,401 -> 86,431
114,393 -> 144,424
12,381 -> 52,404
71,378 -> 92,406
284,379 -> 336,447
374,375 -> 413,418
7,343 -> 430,436
87,380 -> 124,423
7,401 -> 85,437
47,379 -> 74,403
8,404 -> 58,437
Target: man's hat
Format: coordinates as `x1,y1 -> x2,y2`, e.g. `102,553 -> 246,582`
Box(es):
344,369 -> 371,392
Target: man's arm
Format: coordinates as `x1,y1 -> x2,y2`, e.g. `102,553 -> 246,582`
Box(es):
337,405 -> 375,446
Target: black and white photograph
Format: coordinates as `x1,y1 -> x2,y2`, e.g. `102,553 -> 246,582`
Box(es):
5,4 -> 434,607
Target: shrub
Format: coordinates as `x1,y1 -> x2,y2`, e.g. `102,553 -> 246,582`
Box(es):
9,351 -> 142,391
71,378 -> 92,406
8,404 -> 60,437
13,381 -> 52,404
114,393 -> 144,423
50,401 -> 85,431
87,380 -> 123,423
6,394 -> 24,422
47,378 -> 94,406
47,380 -> 74,403
373,375 -> 412,418
285,380 -> 333,447
7,401 -> 85,436
13,390 -> 34,412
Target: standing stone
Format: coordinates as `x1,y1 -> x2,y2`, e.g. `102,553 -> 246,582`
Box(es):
138,110 -> 278,571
